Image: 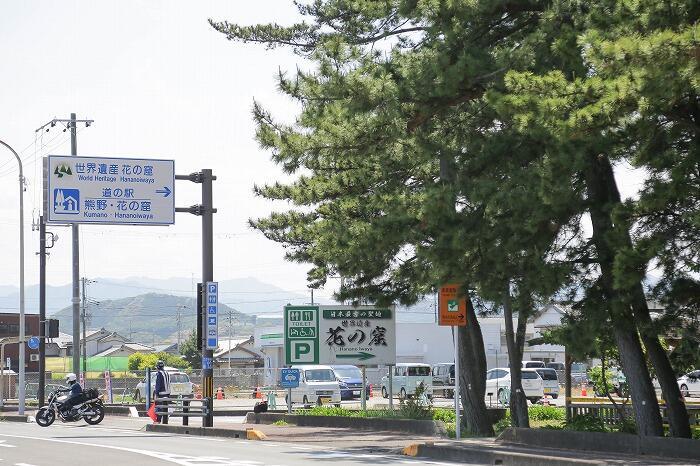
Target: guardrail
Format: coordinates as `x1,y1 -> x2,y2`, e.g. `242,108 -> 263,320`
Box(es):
153,397 -> 212,426
567,403 -> 700,427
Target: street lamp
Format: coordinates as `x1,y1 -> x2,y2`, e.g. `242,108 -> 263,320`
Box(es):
0,139 -> 26,415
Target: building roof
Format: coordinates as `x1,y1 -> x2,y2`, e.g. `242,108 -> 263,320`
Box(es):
92,342 -> 155,357
214,337 -> 260,359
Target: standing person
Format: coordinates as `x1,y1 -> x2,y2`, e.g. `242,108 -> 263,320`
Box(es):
154,360 -> 171,423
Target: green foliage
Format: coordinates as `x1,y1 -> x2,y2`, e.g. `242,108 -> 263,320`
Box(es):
432,408 -> 456,424
493,411 -> 512,435
127,352 -> 189,371
564,414 -> 607,433
179,330 -> 201,369
272,420 -> 290,426
212,0 -> 700,437
397,382 -> 433,420
528,406 -> 565,422
587,366 -> 616,396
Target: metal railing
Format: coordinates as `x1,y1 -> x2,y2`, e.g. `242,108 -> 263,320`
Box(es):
153,397 -> 211,426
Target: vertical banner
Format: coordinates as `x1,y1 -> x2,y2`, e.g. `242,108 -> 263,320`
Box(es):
205,282 -> 219,350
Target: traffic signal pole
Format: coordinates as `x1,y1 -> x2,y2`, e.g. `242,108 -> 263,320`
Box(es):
175,169 -> 216,427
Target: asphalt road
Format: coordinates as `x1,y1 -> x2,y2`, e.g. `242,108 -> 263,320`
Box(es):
0,420 -> 458,466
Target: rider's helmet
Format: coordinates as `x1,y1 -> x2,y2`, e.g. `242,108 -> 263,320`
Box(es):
65,373 -> 77,385
156,360 -> 165,370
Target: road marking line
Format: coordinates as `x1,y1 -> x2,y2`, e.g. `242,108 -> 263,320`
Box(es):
0,434 -> 237,465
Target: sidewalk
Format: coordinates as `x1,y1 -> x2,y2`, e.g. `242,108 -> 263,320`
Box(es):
144,417 -> 700,466
403,437 -> 700,465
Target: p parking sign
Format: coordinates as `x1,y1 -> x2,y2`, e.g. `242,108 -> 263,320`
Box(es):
284,305 -> 319,365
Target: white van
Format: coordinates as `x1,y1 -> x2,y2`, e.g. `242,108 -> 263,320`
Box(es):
521,360 -> 546,369
287,365 -> 341,408
380,363 -> 433,399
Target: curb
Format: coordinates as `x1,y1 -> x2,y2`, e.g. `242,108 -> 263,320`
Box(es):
245,412 -> 446,436
0,414 -> 31,422
498,427 -> 700,462
146,423 -> 249,439
403,443 -> 606,466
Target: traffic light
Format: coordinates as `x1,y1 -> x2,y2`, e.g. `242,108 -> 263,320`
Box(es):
46,319 -> 59,338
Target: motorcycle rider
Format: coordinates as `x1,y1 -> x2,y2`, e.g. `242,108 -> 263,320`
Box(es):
154,360 -> 171,423
59,373 -> 83,418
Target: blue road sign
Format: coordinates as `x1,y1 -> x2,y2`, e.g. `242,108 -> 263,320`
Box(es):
202,357 -> 213,370
27,337 -> 40,350
205,281 -> 218,350
280,368 -> 300,388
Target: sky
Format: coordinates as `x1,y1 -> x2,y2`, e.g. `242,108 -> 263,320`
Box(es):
0,2 -> 652,304
0,1 -> 341,302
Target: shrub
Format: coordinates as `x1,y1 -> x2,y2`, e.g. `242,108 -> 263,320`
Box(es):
493,410 -> 512,435
564,413 -> 606,433
432,408 -> 456,423
528,405 -> 565,422
397,382 -> 433,420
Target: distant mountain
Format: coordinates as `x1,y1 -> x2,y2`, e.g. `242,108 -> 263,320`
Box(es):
0,276 -> 311,316
51,293 -> 257,345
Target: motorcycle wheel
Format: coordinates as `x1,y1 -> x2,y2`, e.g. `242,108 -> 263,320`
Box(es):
83,404 -> 105,425
36,407 -> 55,427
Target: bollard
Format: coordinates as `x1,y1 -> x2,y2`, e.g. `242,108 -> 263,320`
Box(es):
183,399 -> 190,426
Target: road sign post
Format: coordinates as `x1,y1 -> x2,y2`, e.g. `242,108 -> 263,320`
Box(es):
280,368 -> 300,414
284,305 -> 396,366
46,155 -> 175,225
439,284 -> 467,440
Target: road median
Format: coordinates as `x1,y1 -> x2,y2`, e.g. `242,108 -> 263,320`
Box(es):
245,412 -> 447,436
146,423 -> 249,439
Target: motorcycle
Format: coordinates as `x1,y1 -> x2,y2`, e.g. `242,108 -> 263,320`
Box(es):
35,387 -> 105,427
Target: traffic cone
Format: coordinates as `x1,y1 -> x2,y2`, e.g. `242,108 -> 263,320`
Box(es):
254,386 -> 262,399
543,394 -> 550,406
581,385 -> 587,397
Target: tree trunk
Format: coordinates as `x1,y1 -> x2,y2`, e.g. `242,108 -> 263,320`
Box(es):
458,295 -> 495,436
503,285 -> 529,427
631,288 -> 691,437
584,152 -> 664,436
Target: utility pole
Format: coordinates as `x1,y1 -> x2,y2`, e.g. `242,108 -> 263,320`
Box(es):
175,169 -> 216,427
36,115 -> 93,376
228,309 -> 233,370
0,139 -> 26,415
36,215 -> 56,406
70,114 -> 80,376
38,216 -> 46,406
81,277 -> 87,375
177,307 -> 182,353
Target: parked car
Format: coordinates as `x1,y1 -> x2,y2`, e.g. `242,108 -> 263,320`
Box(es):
485,367 -> 544,404
535,368 -> 560,399
134,371 -> 194,402
381,363 -> 433,399
432,362 -> 455,398
521,360 -> 546,369
287,365 -> 341,407
677,370 -> 700,397
330,365 -> 369,400
545,362 -> 565,371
